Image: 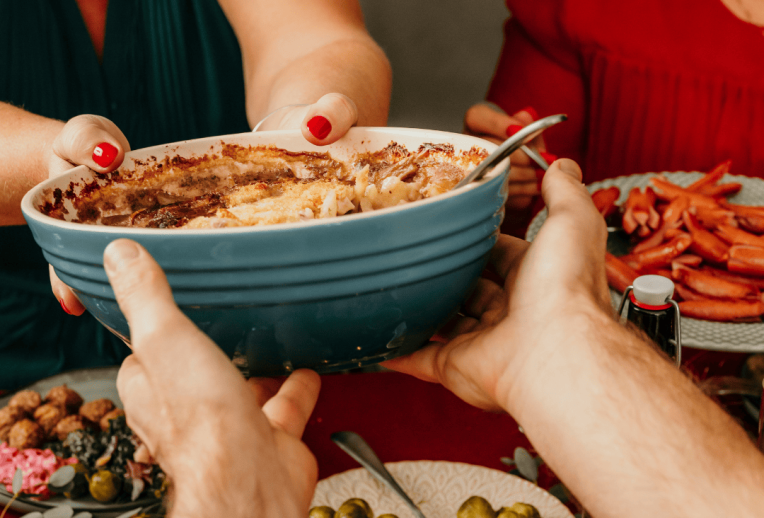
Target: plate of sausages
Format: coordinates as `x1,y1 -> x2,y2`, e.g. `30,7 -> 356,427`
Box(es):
526,163 -> 764,352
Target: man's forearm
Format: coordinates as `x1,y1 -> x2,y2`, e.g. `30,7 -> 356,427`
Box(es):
503,308 -> 764,518
0,102 -> 64,225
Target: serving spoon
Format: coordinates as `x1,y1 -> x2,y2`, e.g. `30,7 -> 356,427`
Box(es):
331,431 -> 427,518
452,113 -> 568,191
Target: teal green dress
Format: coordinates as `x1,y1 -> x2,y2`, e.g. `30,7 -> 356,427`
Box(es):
0,0 -> 250,389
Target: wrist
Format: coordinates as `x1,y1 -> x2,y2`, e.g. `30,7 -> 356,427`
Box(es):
494,300 -> 614,418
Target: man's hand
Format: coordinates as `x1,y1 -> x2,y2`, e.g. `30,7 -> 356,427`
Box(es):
105,239 -> 319,518
386,160 -> 764,518
385,158 -> 609,410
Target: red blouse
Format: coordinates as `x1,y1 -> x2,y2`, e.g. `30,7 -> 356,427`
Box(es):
487,0 -> 764,183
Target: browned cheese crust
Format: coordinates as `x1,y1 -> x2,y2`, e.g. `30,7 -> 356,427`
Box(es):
38,142 -> 487,229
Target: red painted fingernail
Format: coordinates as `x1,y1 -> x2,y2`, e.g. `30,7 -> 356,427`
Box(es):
506,124 -> 524,137
430,334 -> 449,344
540,151 -> 558,164
520,106 -> 538,120
307,116 -> 332,140
92,142 -> 118,168
59,299 -> 72,315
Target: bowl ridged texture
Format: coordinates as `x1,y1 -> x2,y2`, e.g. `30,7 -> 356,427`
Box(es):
23,128 -> 507,375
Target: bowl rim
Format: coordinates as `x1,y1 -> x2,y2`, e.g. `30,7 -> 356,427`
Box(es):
21,127 -> 505,235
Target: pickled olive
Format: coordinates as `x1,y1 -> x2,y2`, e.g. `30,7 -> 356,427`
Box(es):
338,498 -> 373,518
334,502 -> 370,518
457,496 -> 496,518
506,503 -> 540,518
308,506 -> 335,518
496,508 -> 520,518
88,470 -> 121,502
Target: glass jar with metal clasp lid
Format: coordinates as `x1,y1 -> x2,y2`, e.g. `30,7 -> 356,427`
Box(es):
617,275 -> 682,366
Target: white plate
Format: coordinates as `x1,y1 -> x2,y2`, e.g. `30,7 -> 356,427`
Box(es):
0,367 -> 156,517
526,171 -> 764,353
311,460 -> 574,518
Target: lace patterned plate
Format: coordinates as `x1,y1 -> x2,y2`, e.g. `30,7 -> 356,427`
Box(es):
311,460 -> 574,518
526,171 -> 764,353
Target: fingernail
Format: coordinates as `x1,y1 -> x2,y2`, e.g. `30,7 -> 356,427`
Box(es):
520,106 -> 538,120
506,124 -> 524,137
557,158 -> 583,181
104,240 -> 140,274
59,299 -> 71,315
539,151 -> 557,164
307,116 -> 332,140
93,142 -> 118,168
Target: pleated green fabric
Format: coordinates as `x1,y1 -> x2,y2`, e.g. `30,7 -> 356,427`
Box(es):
0,0 -> 250,389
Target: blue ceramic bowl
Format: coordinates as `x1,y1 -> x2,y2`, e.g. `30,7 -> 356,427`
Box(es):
21,128 -> 508,375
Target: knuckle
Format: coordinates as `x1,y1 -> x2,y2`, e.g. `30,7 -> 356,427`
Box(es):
330,93 -> 358,123
111,264 -> 164,311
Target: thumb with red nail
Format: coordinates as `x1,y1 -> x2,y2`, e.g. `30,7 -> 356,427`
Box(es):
50,114 -> 131,177
302,93 -> 358,145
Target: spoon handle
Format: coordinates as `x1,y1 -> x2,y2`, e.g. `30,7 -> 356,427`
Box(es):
331,431 -> 427,518
453,113 -> 567,190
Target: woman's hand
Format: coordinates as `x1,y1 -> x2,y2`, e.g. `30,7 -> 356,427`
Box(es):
384,158 -> 611,411
48,115 -> 131,316
106,239 -> 319,518
464,104 -> 553,212
254,93 -> 359,146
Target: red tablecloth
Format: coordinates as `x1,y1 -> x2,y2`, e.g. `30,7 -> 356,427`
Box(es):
304,371 -> 528,479
3,355 -> 755,517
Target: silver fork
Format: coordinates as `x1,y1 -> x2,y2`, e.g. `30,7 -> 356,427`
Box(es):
331,431 -> 427,518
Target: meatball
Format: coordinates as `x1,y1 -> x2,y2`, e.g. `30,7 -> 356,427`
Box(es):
45,385 -> 84,414
8,390 -> 42,414
79,398 -> 115,424
0,405 -> 27,442
53,414 -> 88,441
34,403 -> 66,434
8,419 -> 45,449
99,408 -> 126,432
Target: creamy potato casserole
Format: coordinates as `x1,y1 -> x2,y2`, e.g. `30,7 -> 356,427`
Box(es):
39,142 -> 487,229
